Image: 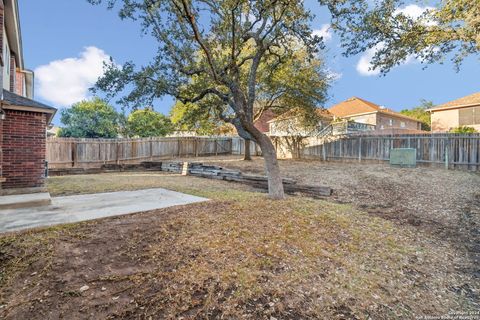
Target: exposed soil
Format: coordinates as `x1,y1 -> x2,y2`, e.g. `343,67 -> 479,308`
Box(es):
204,157 -> 480,298
0,158 -> 479,319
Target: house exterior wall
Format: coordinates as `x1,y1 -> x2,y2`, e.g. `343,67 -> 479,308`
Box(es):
346,114 -> 377,126
2,27 -> 10,91
376,113 -> 420,130
15,70 -> 24,95
431,109 -> 459,132
1,109 -> 47,189
269,117 -> 330,136
346,112 -> 420,130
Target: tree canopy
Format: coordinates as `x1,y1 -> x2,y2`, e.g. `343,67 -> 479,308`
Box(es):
169,46 -> 331,136
170,101 -> 234,136
127,108 -> 173,137
58,98 -> 119,138
88,0 -> 328,199
320,0 -> 480,74
400,100 -> 433,131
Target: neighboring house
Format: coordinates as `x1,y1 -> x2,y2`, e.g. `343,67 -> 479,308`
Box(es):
328,97 -> 423,131
167,130 -> 198,137
268,108 -> 333,136
254,109 -> 276,133
47,125 -> 60,137
427,92 -> 480,132
0,0 -> 56,196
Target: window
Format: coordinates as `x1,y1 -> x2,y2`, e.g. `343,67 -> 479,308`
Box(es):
400,122 -> 406,128
380,125 -> 384,130
459,107 -> 480,125
388,119 -> 393,126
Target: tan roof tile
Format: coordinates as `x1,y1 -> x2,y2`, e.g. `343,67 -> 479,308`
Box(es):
328,97 -> 420,122
429,92 -> 480,111
328,97 -> 381,117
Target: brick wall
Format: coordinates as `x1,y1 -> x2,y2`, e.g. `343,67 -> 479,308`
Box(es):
1,109 -> 47,189
15,70 -> 24,95
9,53 -> 15,92
0,2 -> 4,60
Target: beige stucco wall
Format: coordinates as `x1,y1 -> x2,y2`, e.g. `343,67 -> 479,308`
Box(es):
347,112 -> 420,130
376,113 -> 420,130
346,114 -> 377,126
431,109 -> 459,132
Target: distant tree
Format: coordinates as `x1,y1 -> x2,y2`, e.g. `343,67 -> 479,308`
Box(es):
58,98 -> 119,138
319,0 -> 480,74
400,100 -> 433,131
127,108 -> 173,137
88,0 -> 326,199
450,126 -> 477,134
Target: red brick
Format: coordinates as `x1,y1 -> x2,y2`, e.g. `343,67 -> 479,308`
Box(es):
1,109 -> 47,189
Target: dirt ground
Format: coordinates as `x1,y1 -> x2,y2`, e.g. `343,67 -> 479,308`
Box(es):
205,157 -> 480,280
1,158 -> 479,319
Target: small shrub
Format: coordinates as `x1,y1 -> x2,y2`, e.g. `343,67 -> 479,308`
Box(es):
449,126 -> 477,133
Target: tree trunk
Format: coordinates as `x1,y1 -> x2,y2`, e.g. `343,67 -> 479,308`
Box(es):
256,134 -> 284,199
244,139 -> 252,161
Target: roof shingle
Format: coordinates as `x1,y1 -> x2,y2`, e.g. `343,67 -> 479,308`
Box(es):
429,92 -> 480,111
328,96 -> 420,122
2,89 -> 56,111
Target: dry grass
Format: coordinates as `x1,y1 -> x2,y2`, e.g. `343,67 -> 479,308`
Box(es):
0,172 -> 477,319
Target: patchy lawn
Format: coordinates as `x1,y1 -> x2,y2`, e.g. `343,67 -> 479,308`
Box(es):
1,162 -> 479,319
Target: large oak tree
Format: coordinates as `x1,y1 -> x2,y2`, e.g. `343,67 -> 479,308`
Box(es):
88,0 -> 325,199
319,0 -> 479,74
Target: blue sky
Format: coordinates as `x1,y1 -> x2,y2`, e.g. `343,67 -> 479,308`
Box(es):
20,0 -> 479,125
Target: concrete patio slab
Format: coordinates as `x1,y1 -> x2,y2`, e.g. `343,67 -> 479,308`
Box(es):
0,188 -> 208,233
0,192 -> 51,210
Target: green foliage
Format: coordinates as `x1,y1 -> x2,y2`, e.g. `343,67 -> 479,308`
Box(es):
256,48 -> 331,125
400,100 -> 433,131
320,0 -> 480,73
88,0 -> 323,141
127,108 -> 173,137
170,101 -> 231,136
449,126 -> 478,134
58,98 -> 119,138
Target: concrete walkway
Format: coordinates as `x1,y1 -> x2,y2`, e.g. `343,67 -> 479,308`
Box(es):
0,188 -> 208,233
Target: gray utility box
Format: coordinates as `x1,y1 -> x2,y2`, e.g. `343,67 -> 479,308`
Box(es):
390,148 -> 417,168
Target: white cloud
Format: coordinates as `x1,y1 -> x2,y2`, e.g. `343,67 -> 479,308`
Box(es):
312,24 -> 332,42
356,5 -> 435,77
394,4 -> 435,25
356,45 -> 382,76
35,46 -> 111,106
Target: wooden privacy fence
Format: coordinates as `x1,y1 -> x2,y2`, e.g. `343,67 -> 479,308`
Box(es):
302,133 -> 480,170
47,137 -> 232,169
231,137 -> 262,156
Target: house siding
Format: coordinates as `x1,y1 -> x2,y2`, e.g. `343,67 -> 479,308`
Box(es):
347,114 -> 377,126
376,113 -> 420,130
431,109 -> 460,132
346,113 -> 420,130
1,109 -> 47,189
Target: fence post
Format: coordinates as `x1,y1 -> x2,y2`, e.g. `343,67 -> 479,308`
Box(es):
322,143 -> 326,161
71,141 -> 77,168
194,138 -> 199,157
150,138 -> 153,161
214,138 -> 218,156
445,137 -> 449,170
116,140 -> 120,165
358,137 -> 362,162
